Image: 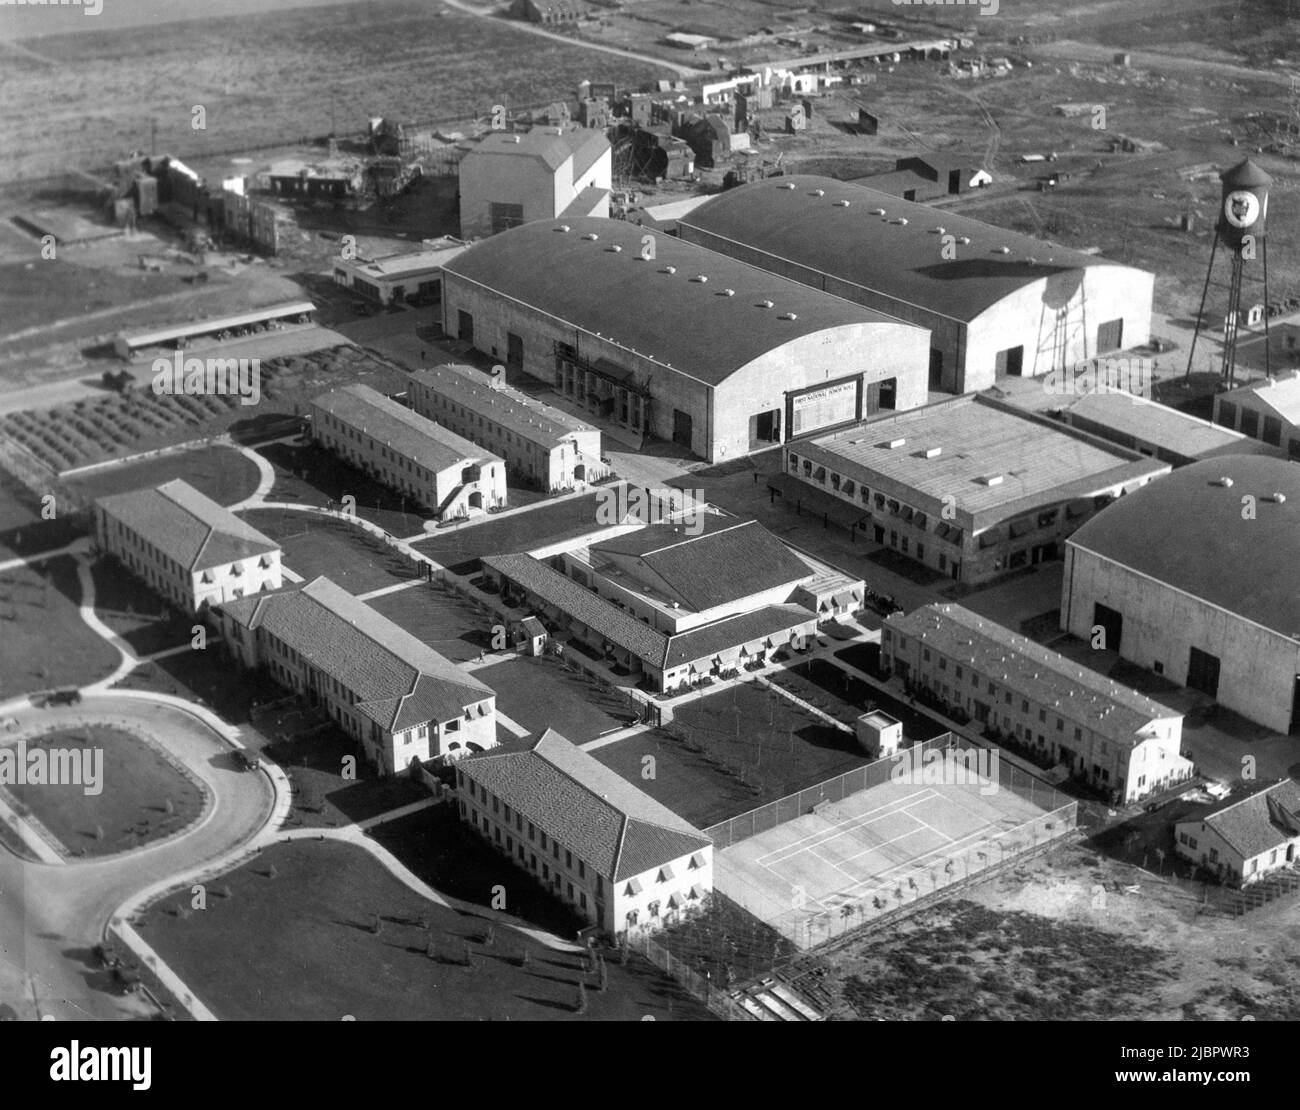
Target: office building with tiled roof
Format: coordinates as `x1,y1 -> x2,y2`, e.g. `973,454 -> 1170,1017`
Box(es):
310,383 -> 506,521
883,603 -> 1190,804
455,728 -> 712,938
480,515 -> 859,691
439,216 -> 931,462
1062,455 -> 1300,735
94,479 -> 281,612
216,576 -> 496,774
409,363 -> 608,492
677,174 -> 1154,394
1175,780 -> 1300,886
784,394 -> 1169,585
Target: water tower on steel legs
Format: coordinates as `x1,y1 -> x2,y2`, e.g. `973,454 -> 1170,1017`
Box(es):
1185,159 -> 1274,388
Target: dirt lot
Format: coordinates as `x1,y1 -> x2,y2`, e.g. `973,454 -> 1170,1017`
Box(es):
822,840 -> 1300,1020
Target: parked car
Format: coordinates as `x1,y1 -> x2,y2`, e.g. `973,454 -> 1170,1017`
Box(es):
46,688 -> 82,707
232,750 -> 261,772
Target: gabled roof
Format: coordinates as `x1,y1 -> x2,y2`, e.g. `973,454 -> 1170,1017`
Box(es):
459,728 -> 710,879
678,174 -> 1143,324
219,577 -> 492,732
885,603 -> 1182,746
311,383 -> 500,475
663,604 -> 814,669
590,519 -> 812,611
410,363 -> 599,446
97,479 -> 278,572
1063,392 -> 1269,462
440,217 -> 922,387
1067,456 -> 1300,641
482,553 -> 669,665
1221,371 -> 1300,425
1181,780 -> 1300,860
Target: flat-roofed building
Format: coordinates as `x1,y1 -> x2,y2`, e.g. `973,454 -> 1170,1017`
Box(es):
1211,371 -> 1300,460
883,603 -> 1191,804
440,217 -> 931,462
456,728 -> 712,938
1058,391 -> 1276,467
408,363 -> 607,492
481,518 -> 860,690
458,127 -> 612,239
1062,456 -> 1300,735
784,394 -> 1170,585
331,237 -> 468,306
311,383 -> 506,520
94,479 -> 281,612
677,175 -> 1155,394
1174,780 -> 1300,886
217,576 -> 496,774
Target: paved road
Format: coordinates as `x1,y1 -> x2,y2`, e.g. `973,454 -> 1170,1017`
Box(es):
0,694 -> 274,1020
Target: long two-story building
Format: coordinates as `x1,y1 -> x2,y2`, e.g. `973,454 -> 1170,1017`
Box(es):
882,603 -> 1191,804
408,363 -> 607,492
216,576 -> 496,774
94,479 -> 282,613
455,728 -> 712,938
311,383 -> 507,521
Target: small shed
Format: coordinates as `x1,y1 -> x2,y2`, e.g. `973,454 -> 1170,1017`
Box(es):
855,710 -> 902,758
516,616 -> 548,656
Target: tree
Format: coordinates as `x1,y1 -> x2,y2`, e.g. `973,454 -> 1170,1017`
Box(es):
575,981 -> 588,1014
596,954 -> 608,992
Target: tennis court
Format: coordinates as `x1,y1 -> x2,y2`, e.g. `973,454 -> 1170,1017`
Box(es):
715,752 -> 1074,948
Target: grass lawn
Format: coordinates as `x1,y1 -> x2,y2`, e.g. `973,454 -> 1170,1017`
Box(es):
593,730 -> 759,829
139,838 -> 711,1021
113,646 -> 285,727
65,445 -> 260,507
5,725 -> 204,857
239,508 -> 417,595
0,469 -> 81,563
258,441 -> 428,537
0,556 -> 118,697
479,656 -> 634,744
778,658 -> 950,741
364,581 -> 495,664
410,492 -> 608,574
89,556 -> 193,656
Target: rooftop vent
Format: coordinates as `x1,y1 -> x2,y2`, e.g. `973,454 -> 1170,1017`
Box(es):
1027,256 -> 1037,265
691,274 -> 709,283
933,226 -> 945,235
891,217 -> 909,226
660,265 -> 677,274
582,232 -> 599,240
1269,491 -> 1287,503
994,245 -> 1010,254
811,188 -> 825,197
779,312 -> 798,320
1214,476 -> 1234,488
757,299 -> 774,308
958,236 -> 971,245
510,135 -> 521,144
718,288 -> 735,296
608,244 -> 623,252
887,437 -> 907,450
871,208 -> 887,216
923,446 -> 942,459
981,474 -> 1005,486
834,199 -> 851,207
779,182 -> 797,190
554,225 -> 570,233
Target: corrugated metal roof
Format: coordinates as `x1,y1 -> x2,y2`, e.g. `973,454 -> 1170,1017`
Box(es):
679,175 -> 1141,324
1067,456 -> 1300,640
441,217 -> 924,387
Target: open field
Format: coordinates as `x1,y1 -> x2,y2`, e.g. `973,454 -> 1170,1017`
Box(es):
363,581 -> 493,663
411,492 -> 609,574
138,837 -> 710,1021
239,506 -> 418,594
0,0 -> 666,183
64,444 -> 259,506
4,723 -> 204,857
0,555 -> 118,698
89,556 -> 193,656
479,655 -> 633,744
0,468 -> 80,562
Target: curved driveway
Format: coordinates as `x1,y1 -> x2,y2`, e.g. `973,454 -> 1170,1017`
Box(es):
1,693 -> 275,1020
